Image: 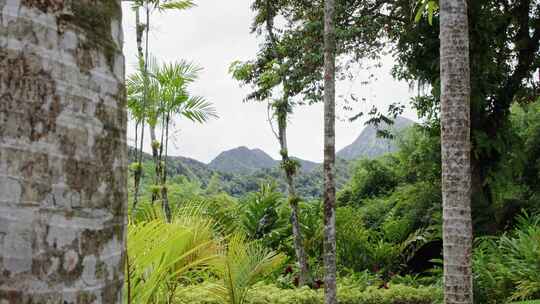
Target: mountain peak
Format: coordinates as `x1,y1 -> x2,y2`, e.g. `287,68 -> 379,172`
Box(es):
337,116 -> 414,160
209,146 -> 277,174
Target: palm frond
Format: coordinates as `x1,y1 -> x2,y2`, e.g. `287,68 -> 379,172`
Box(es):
126,209 -> 220,303
158,0 -> 196,11
180,96 -> 218,123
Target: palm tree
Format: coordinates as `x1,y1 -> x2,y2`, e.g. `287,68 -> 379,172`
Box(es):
126,0 -> 196,211
127,56 -> 162,208
0,1 -> 126,303
323,0 -> 338,303
127,58 -> 217,217
154,61 -> 217,220
439,0 -> 473,303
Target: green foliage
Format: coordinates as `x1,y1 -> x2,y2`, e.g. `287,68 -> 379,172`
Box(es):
338,158 -> 399,205
176,282 -> 442,304
125,209 -> 219,303
414,1 -> 438,25
207,234 -> 286,304
281,159 -> 300,177
127,55 -> 217,129
129,162 -> 143,173
240,183 -> 285,240
130,0 -> 196,11
473,214 -> 540,303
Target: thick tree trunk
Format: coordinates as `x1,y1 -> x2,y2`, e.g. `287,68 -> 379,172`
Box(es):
0,1 -> 127,303
277,113 -> 310,287
440,1 -> 474,303
323,0 -> 337,303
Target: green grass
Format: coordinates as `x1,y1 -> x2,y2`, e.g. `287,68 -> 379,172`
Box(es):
511,301 -> 540,304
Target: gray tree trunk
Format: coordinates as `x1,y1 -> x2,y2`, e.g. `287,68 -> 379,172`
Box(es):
264,0 -> 310,286
0,1 -> 127,303
149,125 -> 161,203
135,8 -> 144,60
440,1 -> 473,303
277,112 -> 310,287
323,0 -> 337,303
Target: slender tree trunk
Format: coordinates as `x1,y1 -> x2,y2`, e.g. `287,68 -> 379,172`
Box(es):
0,1 -> 127,302
150,125 -> 160,203
135,8 -> 144,60
133,1 -> 151,210
277,104 -> 311,287
133,121 -> 142,207
264,0 -> 311,285
440,1 -> 473,303
150,126 -> 159,160
161,112 -> 172,222
323,0 -> 337,302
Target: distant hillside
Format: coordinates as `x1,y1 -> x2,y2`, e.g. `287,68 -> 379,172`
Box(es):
337,116 -> 414,160
217,157 -> 353,199
292,157 -> 319,173
209,146 -> 277,174
128,147 -> 215,186
208,146 -> 320,175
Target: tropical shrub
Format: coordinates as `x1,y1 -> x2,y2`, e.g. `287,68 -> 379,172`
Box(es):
176,283 -> 442,304
125,209 -> 219,303
473,214 -> 540,303
207,234 -> 286,304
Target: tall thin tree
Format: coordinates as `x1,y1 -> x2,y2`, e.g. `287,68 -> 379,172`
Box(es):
0,1 -> 126,302
323,0 -> 337,303
128,0 -> 195,210
440,0 -> 473,303
264,1 -> 311,286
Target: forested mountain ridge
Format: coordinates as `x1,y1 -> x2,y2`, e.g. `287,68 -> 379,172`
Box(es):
208,146 -> 319,174
128,120 -> 410,198
128,146 -> 350,198
337,116 -> 415,160
128,147 -> 215,185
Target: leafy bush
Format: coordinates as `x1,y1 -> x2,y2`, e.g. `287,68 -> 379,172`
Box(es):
125,209 -> 219,303
176,283 -> 442,304
474,214 -> 540,303
338,158 -> 399,206
208,234 -> 286,304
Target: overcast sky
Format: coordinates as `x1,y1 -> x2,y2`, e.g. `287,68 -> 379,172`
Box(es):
121,1 -> 417,164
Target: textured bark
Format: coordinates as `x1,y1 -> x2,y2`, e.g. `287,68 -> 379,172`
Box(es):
323,0 -> 337,303
0,1 -> 127,303
440,1 -> 473,303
